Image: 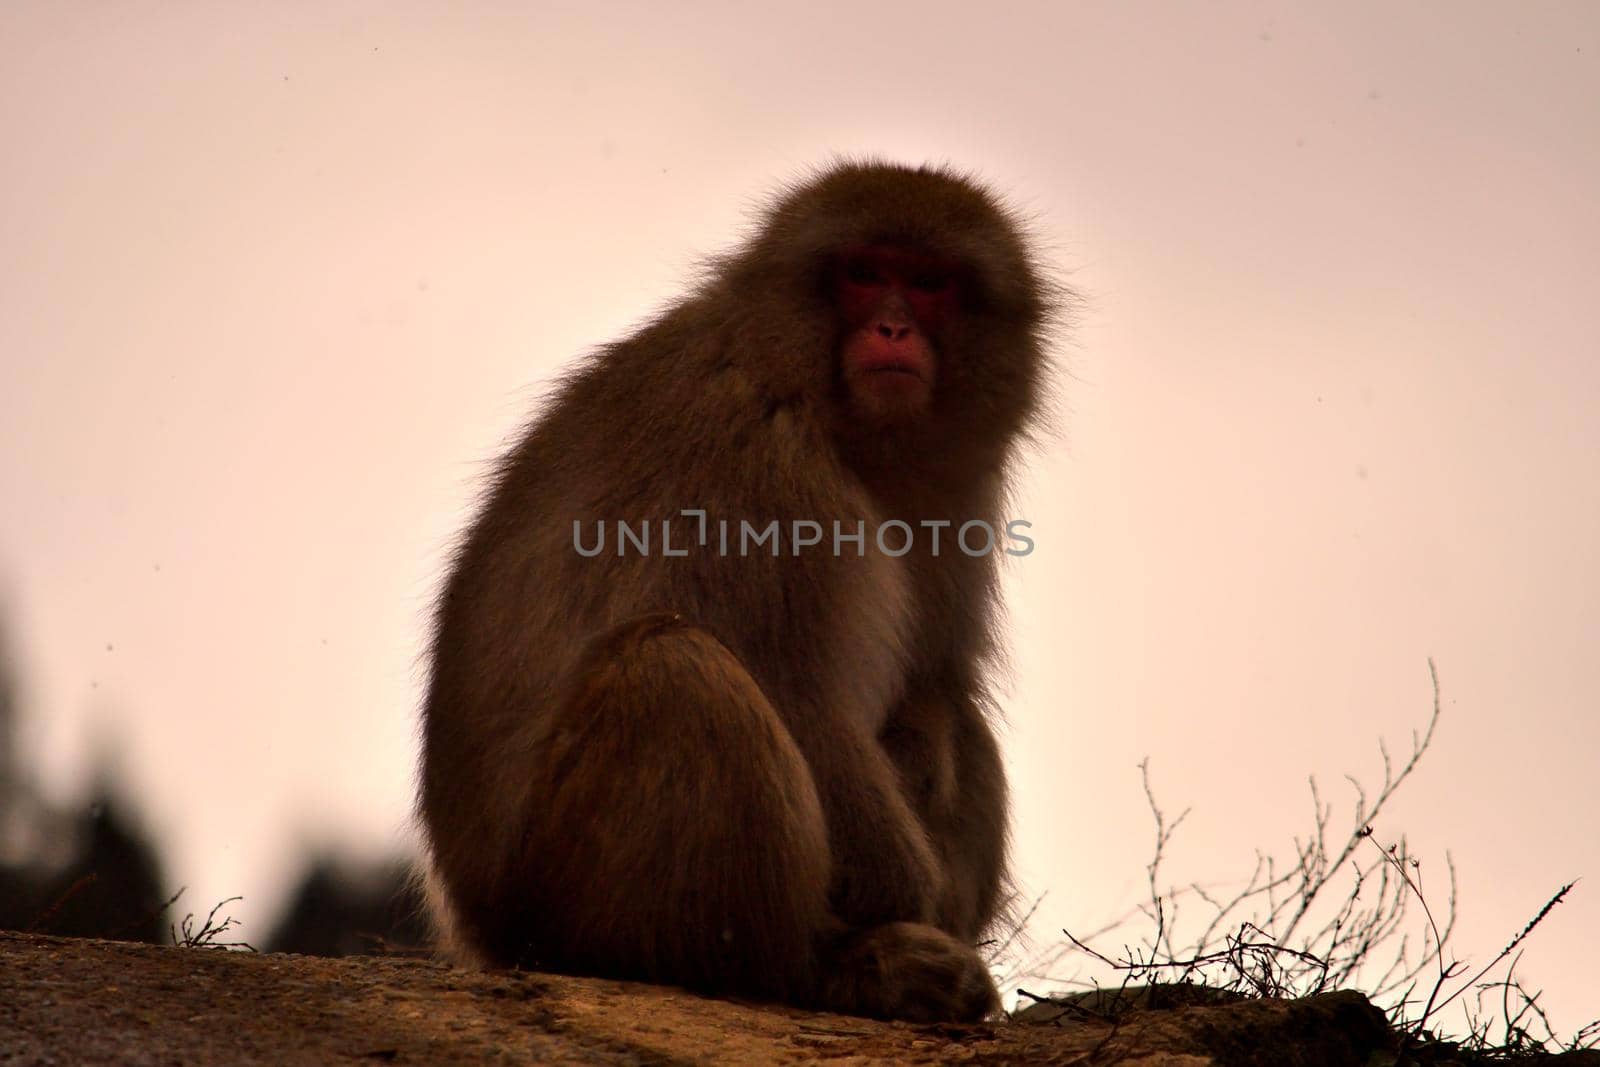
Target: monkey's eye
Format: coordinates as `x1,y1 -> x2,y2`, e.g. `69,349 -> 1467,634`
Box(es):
842,258 -> 883,286
907,271 -> 949,294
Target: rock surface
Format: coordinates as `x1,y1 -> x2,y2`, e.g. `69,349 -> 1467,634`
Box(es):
1,930 -> 1401,1065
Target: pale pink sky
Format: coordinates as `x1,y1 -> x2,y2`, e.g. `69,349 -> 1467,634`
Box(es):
2,2 -> 1596,1032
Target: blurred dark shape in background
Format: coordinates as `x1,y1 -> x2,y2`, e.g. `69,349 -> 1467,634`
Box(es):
0,615 -> 167,942
0,605 -> 425,956
0,791 -> 168,943
265,855 -> 428,956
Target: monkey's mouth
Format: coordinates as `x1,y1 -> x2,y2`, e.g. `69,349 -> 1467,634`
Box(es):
857,356 -> 928,380
852,361 -> 933,413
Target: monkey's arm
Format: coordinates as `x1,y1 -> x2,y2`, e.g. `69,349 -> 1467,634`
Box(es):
879,680 -> 1008,941
776,705 -> 946,930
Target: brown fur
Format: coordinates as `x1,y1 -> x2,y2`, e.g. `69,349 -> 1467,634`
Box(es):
418,161 -> 1057,1021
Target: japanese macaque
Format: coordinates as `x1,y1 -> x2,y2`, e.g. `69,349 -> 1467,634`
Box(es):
419,161 -> 1057,1022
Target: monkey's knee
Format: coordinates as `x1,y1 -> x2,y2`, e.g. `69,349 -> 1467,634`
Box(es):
817,922 -> 999,1023
515,615 -> 831,996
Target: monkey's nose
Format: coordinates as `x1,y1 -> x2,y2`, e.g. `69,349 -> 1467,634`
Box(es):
875,322 -> 913,341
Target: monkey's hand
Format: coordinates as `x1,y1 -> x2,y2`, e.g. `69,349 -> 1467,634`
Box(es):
818,922 -> 999,1023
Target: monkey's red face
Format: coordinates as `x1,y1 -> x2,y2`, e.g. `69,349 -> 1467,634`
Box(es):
833,246 -> 960,421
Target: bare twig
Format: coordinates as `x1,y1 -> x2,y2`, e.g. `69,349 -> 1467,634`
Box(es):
1014,660 -> 1595,1054
170,893 -> 256,952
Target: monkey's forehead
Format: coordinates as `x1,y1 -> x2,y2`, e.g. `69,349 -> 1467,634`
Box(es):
739,162 -> 1049,316
768,163 -> 1018,247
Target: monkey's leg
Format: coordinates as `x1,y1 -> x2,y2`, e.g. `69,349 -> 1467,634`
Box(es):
506,613 -> 833,1002
490,615 -> 995,1021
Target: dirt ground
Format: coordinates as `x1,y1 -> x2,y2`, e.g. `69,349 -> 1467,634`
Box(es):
1,930 -> 1410,1065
